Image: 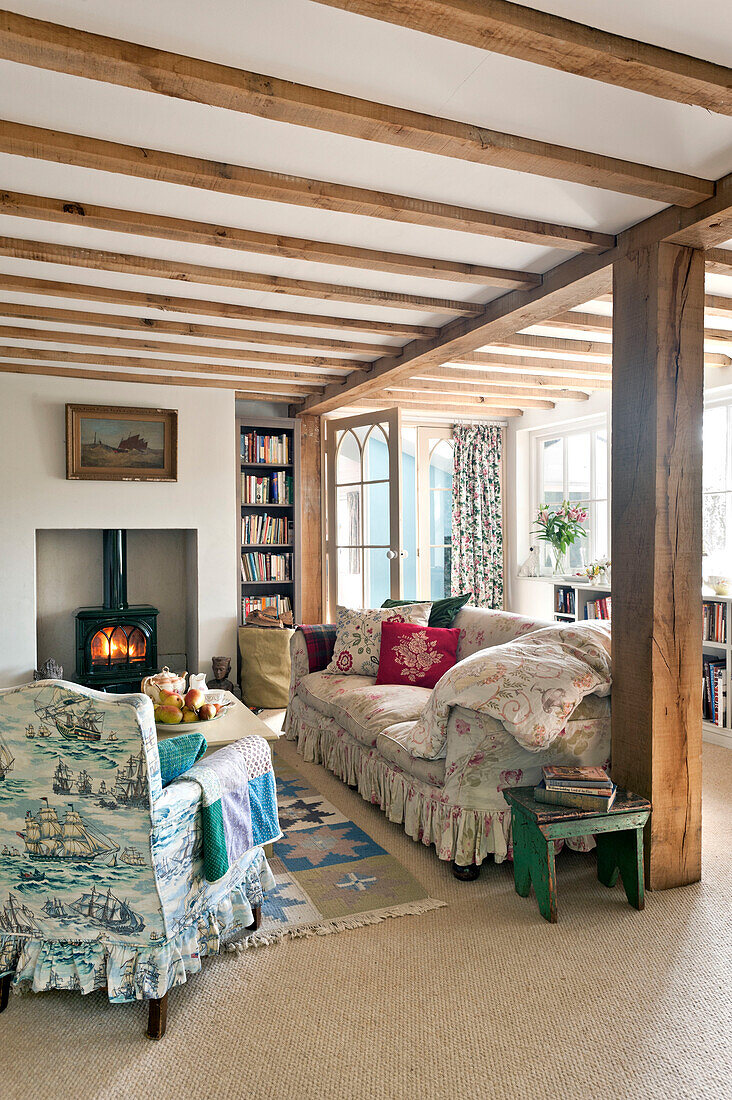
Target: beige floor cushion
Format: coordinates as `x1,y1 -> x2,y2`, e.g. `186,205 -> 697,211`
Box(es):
239,625 -> 294,708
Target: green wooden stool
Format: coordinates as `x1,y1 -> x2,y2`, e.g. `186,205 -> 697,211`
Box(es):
503,786 -> 652,923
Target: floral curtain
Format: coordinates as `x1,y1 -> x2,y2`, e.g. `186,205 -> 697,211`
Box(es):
451,423 -> 503,608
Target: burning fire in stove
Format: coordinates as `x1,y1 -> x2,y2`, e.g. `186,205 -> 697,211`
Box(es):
90,625 -> 147,666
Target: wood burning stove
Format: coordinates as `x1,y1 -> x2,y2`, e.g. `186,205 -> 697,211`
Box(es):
75,530 -> 159,692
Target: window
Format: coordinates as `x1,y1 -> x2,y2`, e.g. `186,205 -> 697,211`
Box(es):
533,420 -> 609,571
403,427 -> 455,601
703,402 -> 732,575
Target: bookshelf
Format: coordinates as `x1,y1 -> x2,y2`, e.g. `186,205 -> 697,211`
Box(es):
548,580 -> 731,750
236,416 -> 301,625
550,580 -> 611,624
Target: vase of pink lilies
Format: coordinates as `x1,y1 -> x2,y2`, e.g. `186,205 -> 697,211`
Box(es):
532,501 -> 588,576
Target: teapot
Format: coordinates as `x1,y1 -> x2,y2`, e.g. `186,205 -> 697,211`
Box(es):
141,666 -> 187,704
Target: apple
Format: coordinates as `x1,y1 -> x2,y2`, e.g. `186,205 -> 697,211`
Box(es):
181,707 -> 199,723
197,703 -> 217,722
159,689 -> 185,709
184,688 -> 206,712
155,704 -> 183,725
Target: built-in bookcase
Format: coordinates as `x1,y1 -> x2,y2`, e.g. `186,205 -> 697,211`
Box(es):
550,580 -> 611,624
236,416 -> 301,625
550,581 -> 731,749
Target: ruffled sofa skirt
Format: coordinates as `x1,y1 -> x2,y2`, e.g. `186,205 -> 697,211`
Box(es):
286,697 -> 596,868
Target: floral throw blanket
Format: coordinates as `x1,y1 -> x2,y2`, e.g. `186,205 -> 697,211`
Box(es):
403,622 -> 612,760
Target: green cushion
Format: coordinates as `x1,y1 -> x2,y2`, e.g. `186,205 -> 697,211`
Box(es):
382,594 -> 471,628
157,732 -> 207,787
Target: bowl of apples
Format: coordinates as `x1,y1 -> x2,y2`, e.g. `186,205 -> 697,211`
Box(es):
154,687 -> 228,727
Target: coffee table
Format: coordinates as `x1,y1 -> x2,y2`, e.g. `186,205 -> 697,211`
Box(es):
155,690 -> 281,750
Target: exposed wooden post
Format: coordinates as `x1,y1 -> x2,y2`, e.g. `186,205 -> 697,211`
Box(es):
611,242 -> 704,890
299,415 -> 323,623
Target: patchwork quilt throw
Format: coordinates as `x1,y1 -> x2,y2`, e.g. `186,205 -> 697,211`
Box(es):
404,622 -> 612,760
179,736 -> 281,882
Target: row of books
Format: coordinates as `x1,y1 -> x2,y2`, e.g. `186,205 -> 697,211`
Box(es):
241,514 -> 293,546
242,594 -> 292,618
241,552 -> 292,583
242,471 -> 293,505
534,765 -> 616,812
703,656 -> 726,726
555,586 -> 576,616
703,601 -> 727,643
241,431 -> 292,465
584,595 -> 611,620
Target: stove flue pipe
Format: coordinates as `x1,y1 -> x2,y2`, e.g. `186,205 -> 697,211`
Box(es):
102,529 -> 128,611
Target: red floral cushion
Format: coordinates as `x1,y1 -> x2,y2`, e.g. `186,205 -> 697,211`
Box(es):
376,622 -> 460,689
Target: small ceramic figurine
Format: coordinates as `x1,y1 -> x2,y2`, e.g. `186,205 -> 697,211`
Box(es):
209,656 -> 241,700
34,658 -> 63,681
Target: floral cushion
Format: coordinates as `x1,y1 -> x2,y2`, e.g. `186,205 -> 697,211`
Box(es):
326,603 -> 432,677
376,622 -> 460,688
297,672 -> 431,748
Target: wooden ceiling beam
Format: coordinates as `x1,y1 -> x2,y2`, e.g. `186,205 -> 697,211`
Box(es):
0,359 -> 307,397
546,308 -> 732,341
299,168 -> 732,413
0,272 -> 434,339
358,397 -> 523,417
0,301 -> 390,354
0,13 -> 713,204
0,346 -> 330,388
468,346 -> 731,367
704,295 -> 732,319
0,190 -> 540,288
483,332 -> 611,356
705,248 -> 732,276
0,324 -> 358,371
0,236 -> 480,316
433,359 -> 612,379
419,366 -> 610,389
0,120 -> 615,251
390,379 -> 589,399
310,1 -> 732,115
455,351 -> 612,369
372,389 -> 555,409
541,310 -> 613,333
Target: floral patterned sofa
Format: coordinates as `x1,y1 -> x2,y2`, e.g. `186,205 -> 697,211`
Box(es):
285,607 -> 611,876
0,680 -> 276,1037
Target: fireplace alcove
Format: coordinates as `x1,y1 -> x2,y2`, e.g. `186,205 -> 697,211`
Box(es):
35,528 -> 197,690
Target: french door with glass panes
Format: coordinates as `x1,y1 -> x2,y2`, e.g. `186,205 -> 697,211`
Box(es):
325,409 -> 403,614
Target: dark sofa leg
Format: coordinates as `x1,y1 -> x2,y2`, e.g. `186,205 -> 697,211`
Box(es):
147,992 -> 168,1040
0,974 -> 11,1013
452,861 -> 481,882
247,904 -> 262,931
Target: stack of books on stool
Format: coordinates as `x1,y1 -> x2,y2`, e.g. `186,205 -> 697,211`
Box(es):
533,765 -> 616,812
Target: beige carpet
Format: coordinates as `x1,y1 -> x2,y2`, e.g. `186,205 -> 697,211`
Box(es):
2,739 -> 731,1100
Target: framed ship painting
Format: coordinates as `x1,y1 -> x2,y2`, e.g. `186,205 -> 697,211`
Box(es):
66,404 -> 178,482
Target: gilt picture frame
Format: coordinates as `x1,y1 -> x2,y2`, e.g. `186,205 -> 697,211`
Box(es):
65,404 -> 178,482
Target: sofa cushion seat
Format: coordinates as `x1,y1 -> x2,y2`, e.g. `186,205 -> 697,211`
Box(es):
376,722 -> 446,787
298,671 -> 432,748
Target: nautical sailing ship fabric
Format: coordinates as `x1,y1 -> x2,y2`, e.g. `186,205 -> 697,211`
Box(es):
0,680 -> 277,1003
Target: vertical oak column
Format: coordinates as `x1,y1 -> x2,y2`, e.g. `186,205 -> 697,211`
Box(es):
299,414 -> 323,623
611,241 -> 703,889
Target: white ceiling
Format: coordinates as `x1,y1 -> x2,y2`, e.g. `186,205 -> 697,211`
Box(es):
0,0 -> 730,387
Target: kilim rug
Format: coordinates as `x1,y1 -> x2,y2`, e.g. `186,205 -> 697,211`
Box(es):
232,754 -> 446,948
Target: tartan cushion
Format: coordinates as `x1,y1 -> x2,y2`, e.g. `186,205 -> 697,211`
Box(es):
298,624 -> 338,673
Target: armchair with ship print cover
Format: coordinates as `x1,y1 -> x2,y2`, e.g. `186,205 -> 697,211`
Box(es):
0,680 -> 278,1039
